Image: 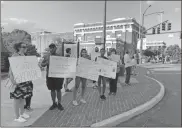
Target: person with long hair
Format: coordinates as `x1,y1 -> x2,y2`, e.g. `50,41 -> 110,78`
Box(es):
72,49 -> 89,106
108,48 -> 121,95
9,42 -> 32,122
41,43 -> 64,111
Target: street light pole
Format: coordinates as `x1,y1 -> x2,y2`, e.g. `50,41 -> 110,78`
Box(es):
140,5 -> 151,64
103,0 -> 107,50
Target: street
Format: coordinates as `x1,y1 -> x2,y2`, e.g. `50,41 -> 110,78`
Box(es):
117,64 -> 181,127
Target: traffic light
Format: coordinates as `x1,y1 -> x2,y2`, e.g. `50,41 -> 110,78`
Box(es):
157,27 -> 160,34
152,28 -> 155,34
162,23 -> 166,31
168,23 -> 171,30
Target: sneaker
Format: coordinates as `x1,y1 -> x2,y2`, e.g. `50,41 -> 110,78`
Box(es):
57,103 -> 64,111
93,85 -> 98,89
102,95 -> 106,100
80,99 -> 86,104
49,103 -> 57,110
25,106 -> 33,112
72,100 -> 79,106
65,89 -> 72,92
108,92 -> 112,95
20,113 -> 30,119
14,117 -> 27,123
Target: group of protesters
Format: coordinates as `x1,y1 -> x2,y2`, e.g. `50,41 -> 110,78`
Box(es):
8,42 -> 137,123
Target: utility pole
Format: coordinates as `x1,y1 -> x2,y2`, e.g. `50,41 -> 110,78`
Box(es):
103,0 -> 107,50
140,5 -> 151,64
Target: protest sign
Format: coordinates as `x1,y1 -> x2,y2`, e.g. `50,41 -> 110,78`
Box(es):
96,57 -> 117,79
110,54 -> 120,62
91,52 -> 100,61
49,56 -> 77,78
8,56 -> 42,83
76,57 -> 99,81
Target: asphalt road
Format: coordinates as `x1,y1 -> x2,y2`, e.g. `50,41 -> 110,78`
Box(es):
116,69 -> 181,127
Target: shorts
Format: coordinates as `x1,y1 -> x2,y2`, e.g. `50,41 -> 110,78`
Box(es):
46,77 -> 64,91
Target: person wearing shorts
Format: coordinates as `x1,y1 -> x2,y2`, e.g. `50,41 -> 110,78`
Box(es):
95,48 -> 108,100
41,43 -> 64,111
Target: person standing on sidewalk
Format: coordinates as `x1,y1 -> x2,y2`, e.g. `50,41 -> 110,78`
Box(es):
64,48 -> 73,92
72,49 -> 89,106
96,48 -> 108,100
124,51 -> 132,86
92,47 -> 99,89
9,42 -> 32,122
41,43 -> 64,111
108,48 -> 121,95
131,55 -> 137,76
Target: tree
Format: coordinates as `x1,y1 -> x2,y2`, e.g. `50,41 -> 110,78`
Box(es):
165,44 -> 181,60
26,44 -> 40,57
2,29 -> 31,53
143,49 -> 155,57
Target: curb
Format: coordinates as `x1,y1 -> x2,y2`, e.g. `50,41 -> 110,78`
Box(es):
91,73 -> 165,127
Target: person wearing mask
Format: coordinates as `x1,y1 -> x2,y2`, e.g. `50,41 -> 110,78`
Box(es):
41,43 -> 64,111
108,48 -> 121,95
124,51 -> 132,86
96,48 -> 108,100
92,47 -> 99,89
64,48 -> 73,92
9,42 -> 32,122
72,49 -> 90,106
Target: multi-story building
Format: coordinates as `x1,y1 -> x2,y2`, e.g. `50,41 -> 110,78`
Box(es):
73,18 -> 145,56
31,31 -> 73,56
145,41 -> 166,50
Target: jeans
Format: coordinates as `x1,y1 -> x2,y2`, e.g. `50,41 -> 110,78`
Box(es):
125,67 -> 131,84
109,73 -> 119,93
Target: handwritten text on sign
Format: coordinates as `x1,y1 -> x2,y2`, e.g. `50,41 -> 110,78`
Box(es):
96,57 -> 117,79
76,57 -> 99,81
49,56 -> 77,78
8,56 -> 42,83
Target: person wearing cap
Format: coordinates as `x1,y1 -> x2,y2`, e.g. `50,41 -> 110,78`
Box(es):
41,43 -> 64,111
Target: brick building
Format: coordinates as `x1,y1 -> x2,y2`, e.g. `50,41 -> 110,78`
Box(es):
74,18 -> 145,56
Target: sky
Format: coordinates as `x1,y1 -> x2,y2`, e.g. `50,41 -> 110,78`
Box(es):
1,1 -> 181,47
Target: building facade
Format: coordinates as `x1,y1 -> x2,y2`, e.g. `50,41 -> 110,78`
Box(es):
145,41 -> 166,50
31,31 -> 73,56
73,18 -> 145,55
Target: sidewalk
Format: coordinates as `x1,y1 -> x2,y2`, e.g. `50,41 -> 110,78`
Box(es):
29,67 -> 161,127
1,67 -> 162,127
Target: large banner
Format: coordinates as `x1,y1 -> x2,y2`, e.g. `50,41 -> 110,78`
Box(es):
49,56 -> 77,78
8,56 -> 42,83
96,57 -> 117,79
64,44 -> 77,58
76,57 -> 99,81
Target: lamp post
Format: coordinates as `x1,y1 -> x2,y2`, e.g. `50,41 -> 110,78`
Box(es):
140,4 -> 151,64
103,0 -> 107,50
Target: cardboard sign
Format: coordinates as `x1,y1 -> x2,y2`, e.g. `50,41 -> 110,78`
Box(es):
49,56 -> 77,78
8,56 -> 42,83
96,57 -> 117,79
110,54 -> 120,62
91,52 -> 100,61
76,57 -> 99,81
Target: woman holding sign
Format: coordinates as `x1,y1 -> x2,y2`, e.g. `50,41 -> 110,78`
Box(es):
108,48 -> 121,95
72,49 -> 89,106
9,42 -> 32,122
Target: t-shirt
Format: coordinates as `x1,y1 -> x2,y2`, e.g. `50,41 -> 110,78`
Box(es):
124,54 -> 132,68
95,56 -> 108,61
65,53 -> 71,57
